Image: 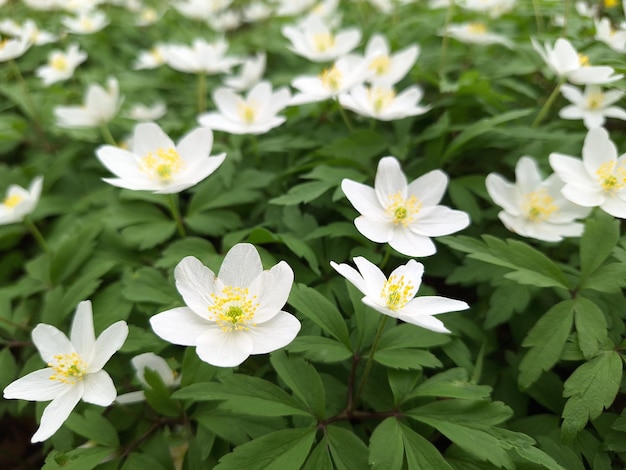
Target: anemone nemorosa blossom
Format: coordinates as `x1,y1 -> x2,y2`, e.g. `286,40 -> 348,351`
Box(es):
0,176 -> 43,225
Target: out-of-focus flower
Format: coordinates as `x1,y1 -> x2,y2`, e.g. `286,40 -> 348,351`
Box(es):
309,0 -> 340,23
550,127 -> 626,218
60,0 -> 103,12
457,0 -> 515,17
198,81 -> 290,135
559,84 -> 626,129
486,156 -> 590,241
62,10 -> 109,34
274,0 -> 315,16
223,52 -> 266,91
531,37 -> 623,85
133,44 -> 168,70
208,9 -> 241,31
150,243 -> 301,367
36,43 -> 87,86
0,176 -> 43,225
3,301 -> 128,442
339,84 -> 430,121
22,0 -> 58,11
282,15 -> 361,62
595,17 -> 626,52
0,19 -> 57,45
341,156 -> 470,257
95,122 -> 225,194
164,38 -> 240,75
576,0 -> 598,17
0,34 -> 31,62
242,1 -> 273,22
173,0 -> 232,20
443,22 -> 513,48
116,353 -> 181,404
54,77 -> 122,128
364,33 -> 419,85
331,257 -> 469,333
135,6 -> 164,26
126,102 -> 167,121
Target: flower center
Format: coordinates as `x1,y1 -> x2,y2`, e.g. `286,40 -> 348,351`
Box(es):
578,53 -> 590,67
238,100 -> 258,123
48,352 -> 87,385
3,194 -> 22,208
312,32 -> 335,52
467,23 -> 487,34
150,47 -> 164,63
80,17 -> 94,31
586,91 -> 605,110
51,54 -> 68,71
381,274 -> 414,310
596,160 -> 626,192
141,8 -> 157,22
369,55 -> 391,76
368,85 -> 396,113
208,285 -> 259,331
522,190 -> 558,221
140,148 -> 184,182
385,192 -> 422,226
319,66 -> 342,91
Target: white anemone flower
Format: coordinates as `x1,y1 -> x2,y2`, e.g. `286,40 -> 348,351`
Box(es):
133,44 -> 168,70
208,9 -> 242,31
54,77 -> 122,128
595,17 -> 626,52
150,243 -> 301,368
198,81 -> 290,135
242,1 -> 273,22
36,43 -> 87,86
0,35 -> 31,62
0,176 -> 43,225
457,0 -> 515,18
339,84 -> 430,121
126,102 -> 167,121
135,6 -> 163,26
341,156 -> 470,257
62,10 -> 109,34
95,122 -> 226,194
6,19 -> 57,46
443,23 -> 513,48
274,0 -> 316,16
364,34 -> 420,85
486,156 -> 590,242
3,301 -> 128,443
331,257 -> 469,333
281,15 -> 361,62
164,38 -> 240,75
550,127 -> 626,218
223,52 -> 266,91
531,37 -> 623,85
116,353 -> 181,404
559,84 -> 626,129
173,0 -> 233,20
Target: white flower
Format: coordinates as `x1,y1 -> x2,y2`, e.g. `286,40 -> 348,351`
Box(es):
282,15 -> 361,62
443,23 -> 513,48
486,156 -> 590,241
0,176 -> 43,225
135,6 -> 163,26
331,257 -> 469,333
126,102 -> 167,121
550,127 -> 626,218
339,83 -> 430,121
3,301 -> 128,442
341,156 -> 470,257
36,43 -> 87,86
274,0 -> 315,16
2,19 -> 57,46
595,17 -> 626,52
531,37 -> 623,85
116,353 -> 180,404
457,0 -> 515,18
95,122 -> 226,194
364,34 -> 419,85
173,0 -> 233,20
62,10 -> 109,34
164,38 -> 240,75
133,44 -> 167,70
559,84 -> 626,129
576,1 -> 598,17
150,243 -> 301,367
198,81 -> 290,135
208,9 -> 241,31
0,34 -> 31,62
223,52 -> 266,91
242,1 -> 273,22
54,77 -> 122,128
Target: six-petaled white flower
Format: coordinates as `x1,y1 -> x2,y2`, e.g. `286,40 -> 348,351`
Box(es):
36,43 -> 87,86
150,243 -> 301,367
0,176 -> 43,225
559,84 -> 626,129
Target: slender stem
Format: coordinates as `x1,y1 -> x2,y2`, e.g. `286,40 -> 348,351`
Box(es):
438,0 -> 455,79
100,124 -> 118,146
532,79 -> 564,128
168,194 -> 187,238
379,245 -> 392,270
23,217 -> 50,253
532,0 -> 544,34
250,134 -> 260,165
197,73 -> 207,114
336,98 -> 353,132
354,315 -> 389,406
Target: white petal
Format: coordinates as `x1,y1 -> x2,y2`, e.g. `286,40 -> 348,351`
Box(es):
213,87 -> 243,121
116,391 -> 146,404
341,179 -> 387,219
249,261 -> 294,323
397,314 -> 450,333
89,321 -> 128,372
131,353 -> 175,387
218,243 -> 263,288
388,259 -> 423,299
176,127 -> 214,163
195,328 -> 253,367
412,206 -> 470,236
70,301 -> 96,363
175,256 -> 218,316
354,216 -> 394,242
407,170 -> 448,206
600,196 -> 626,218
3,368 -> 67,401
582,127 -> 617,175
485,173 -> 522,216
132,122 -> 175,157
402,296 -> 469,316
32,324 -> 74,364
389,228 -> 437,257
375,156 -> 408,203
95,145 -> 145,182
353,256 -> 387,294
330,261 -> 367,294
560,84 -> 584,104
248,311 -> 301,354
561,183 -> 605,207
31,384 -> 83,443
582,112 -> 605,129
150,307 -> 209,346
515,156 -> 543,194
549,153 -> 597,189
82,370 -> 116,406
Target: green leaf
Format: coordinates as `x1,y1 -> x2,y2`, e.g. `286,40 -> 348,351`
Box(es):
580,263 -> 626,293
574,297 -> 607,360
286,336 -> 353,363
561,351 -> 623,441
214,428 -> 316,470
326,425 -> 369,470
270,181 -> 332,205
121,267 -> 180,305
369,418 -> 404,470
42,447 -> 115,470
121,220 -> 177,249
377,323 -> 452,350
399,422 -> 454,470
317,130 -> 387,161
518,300 -> 576,389
0,347 -> 17,390
410,368 -> 492,400
513,446 -> 566,470
408,399 -> 513,426
288,283 -> 351,347
50,223 -> 102,284
184,211 -> 242,237
121,453 -> 168,470
485,282 -> 530,328
270,351 -> 326,418
580,211 -> 619,280
302,438 -> 334,470
154,237 -> 216,269
279,233 -> 321,274
374,348 -> 442,370
64,410 -> 119,448
143,368 -> 180,417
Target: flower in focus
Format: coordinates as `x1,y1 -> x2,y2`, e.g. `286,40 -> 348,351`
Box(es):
341,156 -> 470,257
0,34 -> 31,62
550,127 -> 626,218
54,77 -> 122,128
364,33 -> 420,85
282,15 -> 361,62
3,301 -> 128,442
559,84 -> 626,129
133,44 -> 168,70
198,81 -> 290,135
62,10 -> 109,34
223,52 -> 266,91
150,243 -> 301,367
126,102 -> 167,121
0,176 -> 43,225
531,37 -> 623,85
339,83 -> 430,121
331,257 -> 469,333
95,122 -> 226,194
486,156 -> 590,241
594,17 -> 626,52
164,38 -> 240,75
116,353 -> 181,404
36,43 -> 87,86
443,23 -> 513,48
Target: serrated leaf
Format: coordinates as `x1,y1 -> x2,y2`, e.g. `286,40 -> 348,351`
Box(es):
327,425 -> 369,470
369,418 -> 404,470
580,263 -> 626,293
410,368 -> 492,400
64,410 -> 119,448
374,348 -> 442,370
399,422 -> 454,470
214,428 -> 316,470
518,300 -> 576,389
580,211 -> 619,279
574,297 -> 607,360
286,336 -> 353,363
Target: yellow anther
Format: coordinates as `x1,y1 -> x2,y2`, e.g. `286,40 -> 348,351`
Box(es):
141,8 -> 157,22
368,86 -> 396,113
369,55 -> 391,76
578,53 -> 590,67
140,148 -> 184,182
312,32 -> 335,52
319,66 -> 342,91
48,352 -> 87,385
596,160 -> 626,191
150,47 -> 164,63
3,194 -> 22,208
238,101 -> 257,123
208,286 -> 258,332
50,54 -> 68,71
586,91 -> 605,110
385,192 -> 422,226
381,274 -> 415,310
80,18 -> 94,31
522,190 -> 558,221
467,23 -> 487,34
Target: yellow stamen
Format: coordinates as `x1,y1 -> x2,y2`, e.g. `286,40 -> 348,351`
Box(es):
208,285 -> 258,332
3,194 -> 22,208
586,91 -> 605,110
385,192 -> 422,226
467,23 -> 487,34
312,32 -> 335,52
140,148 -> 184,182
319,66 -> 342,91
140,8 -> 157,23
150,47 -> 164,63
522,189 -> 558,221
48,352 -> 87,385
80,18 -> 94,31
369,55 -> 391,76
50,54 -> 68,71
578,53 -> 590,67
596,160 -> 626,191
238,101 -> 257,123
380,274 -> 415,310
368,86 -> 396,113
